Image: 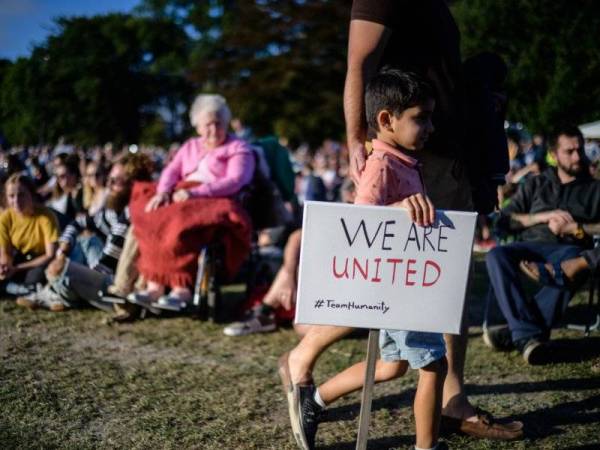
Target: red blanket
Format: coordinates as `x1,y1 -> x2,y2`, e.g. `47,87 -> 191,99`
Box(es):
129,182 -> 252,287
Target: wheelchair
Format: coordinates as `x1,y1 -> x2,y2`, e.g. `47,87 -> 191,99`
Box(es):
121,144 -> 294,321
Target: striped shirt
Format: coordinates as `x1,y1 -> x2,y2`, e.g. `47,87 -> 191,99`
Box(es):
59,207 -> 130,274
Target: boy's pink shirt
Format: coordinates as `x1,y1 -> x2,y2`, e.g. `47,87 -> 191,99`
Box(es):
156,135 -> 255,198
354,138 -> 425,206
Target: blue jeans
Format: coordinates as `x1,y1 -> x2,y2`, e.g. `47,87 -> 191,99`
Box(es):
69,234 -> 104,268
485,241 -> 583,343
379,329 -> 446,369
49,259 -> 113,311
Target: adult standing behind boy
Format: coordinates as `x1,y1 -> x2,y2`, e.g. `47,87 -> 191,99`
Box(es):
280,0 -> 523,442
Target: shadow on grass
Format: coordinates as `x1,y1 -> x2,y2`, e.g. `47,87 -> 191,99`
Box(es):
466,376 -> 600,396
535,336 -> 600,364
324,393 -> 600,444
320,433 -> 413,450
563,445 -> 600,450
323,390 -> 415,423
517,394 -> 600,439
324,374 -> 600,444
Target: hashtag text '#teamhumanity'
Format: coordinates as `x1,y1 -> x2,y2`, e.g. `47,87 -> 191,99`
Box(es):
314,299 -> 390,314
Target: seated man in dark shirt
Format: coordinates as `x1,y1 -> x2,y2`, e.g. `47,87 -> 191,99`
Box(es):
484,125 -> 600,364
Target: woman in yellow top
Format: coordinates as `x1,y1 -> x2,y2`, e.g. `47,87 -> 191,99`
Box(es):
0,173 -> 59,289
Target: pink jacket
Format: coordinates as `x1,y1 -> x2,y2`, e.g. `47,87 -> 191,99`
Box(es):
157,136 -> 255,198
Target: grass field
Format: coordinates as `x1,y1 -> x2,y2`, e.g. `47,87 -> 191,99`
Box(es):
1,255 -> 599,449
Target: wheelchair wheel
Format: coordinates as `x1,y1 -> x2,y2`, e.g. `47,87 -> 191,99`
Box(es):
192,245 -> 221,321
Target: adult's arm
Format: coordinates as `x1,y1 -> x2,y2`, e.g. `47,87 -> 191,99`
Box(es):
0,213 -> 14,279
511,210 -> 574,229
0,245 -> 13,279
13,241 -> 57,272
156,140 -> 189,194
500,177 -> 574,229
344,19 -> 390,183
548,219 -> 600,237
58,214 -> 94,252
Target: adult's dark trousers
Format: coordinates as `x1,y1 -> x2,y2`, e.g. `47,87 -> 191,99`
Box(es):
485,241 -> 583,343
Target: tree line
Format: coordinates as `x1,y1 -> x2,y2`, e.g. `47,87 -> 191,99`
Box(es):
1,0 -> 599,148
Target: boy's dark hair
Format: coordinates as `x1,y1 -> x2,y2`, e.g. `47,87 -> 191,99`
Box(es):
365,69 -> 434,132
548,125 -> 584,153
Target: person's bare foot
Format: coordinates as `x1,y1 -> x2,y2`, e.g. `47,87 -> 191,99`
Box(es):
442,393 -> 476,421
263,269 -> 297,311
520,260 -> 556,283
520,257 -> 588,286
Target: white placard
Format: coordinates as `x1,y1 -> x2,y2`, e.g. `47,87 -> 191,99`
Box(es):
295,201 -> 477,334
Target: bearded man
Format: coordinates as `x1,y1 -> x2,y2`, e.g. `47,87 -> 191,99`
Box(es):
17,152 -> 153,312
484,125 -> 600,364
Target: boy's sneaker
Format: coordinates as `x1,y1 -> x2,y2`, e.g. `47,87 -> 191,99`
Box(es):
482,325 -> 515,351
291,384 -> 323,450
223,307 -> 277,336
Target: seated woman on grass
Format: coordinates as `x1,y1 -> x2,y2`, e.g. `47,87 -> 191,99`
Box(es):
0,174 -> 59,295
130,94 -> 255,309
46,154 -> 84,228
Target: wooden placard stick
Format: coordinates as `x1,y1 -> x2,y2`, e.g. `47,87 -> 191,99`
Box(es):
356,329 -> 380,450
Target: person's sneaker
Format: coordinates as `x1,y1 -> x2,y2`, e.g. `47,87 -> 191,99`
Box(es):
292,384 -> 323,450
5,282 -> 34,296
16,286 -> 67,312
223,308 -> 277,336
482,325 -> 515,351
521,339 -> 551,365
155,295 -> 189,312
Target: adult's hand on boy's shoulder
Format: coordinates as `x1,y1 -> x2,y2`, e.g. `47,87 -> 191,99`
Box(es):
396,193 -> 435,227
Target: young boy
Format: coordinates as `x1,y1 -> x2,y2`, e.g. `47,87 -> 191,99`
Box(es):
293,70 -> 447,450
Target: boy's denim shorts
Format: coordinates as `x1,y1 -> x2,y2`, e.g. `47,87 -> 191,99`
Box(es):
379,329 -> 446,369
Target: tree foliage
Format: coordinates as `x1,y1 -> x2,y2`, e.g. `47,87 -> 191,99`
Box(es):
0,14 -> 189,146
138,0 -> 350,147
1,1 -> 599,146
452,0 -> 600,133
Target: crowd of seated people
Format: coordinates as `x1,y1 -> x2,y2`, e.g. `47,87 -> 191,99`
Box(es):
0,93 -> 356,327
3,94 -> 597,368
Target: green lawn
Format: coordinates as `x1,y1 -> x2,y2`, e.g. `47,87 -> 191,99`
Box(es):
1,255 -> 599,449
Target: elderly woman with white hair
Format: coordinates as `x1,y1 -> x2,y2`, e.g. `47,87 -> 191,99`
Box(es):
129,94 -> 255,307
